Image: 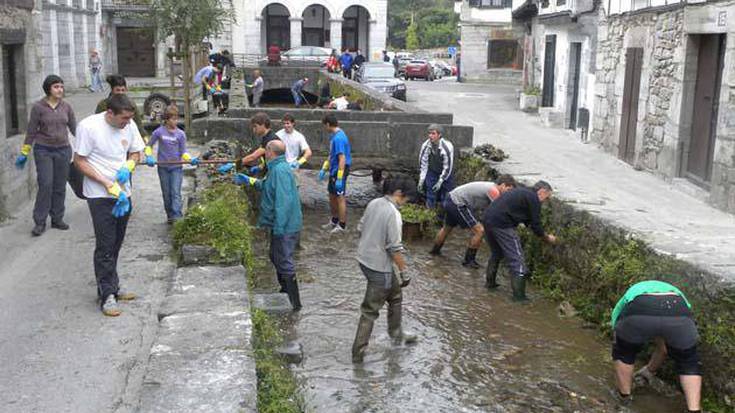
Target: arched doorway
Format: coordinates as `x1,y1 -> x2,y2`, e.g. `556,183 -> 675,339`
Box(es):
302,4 -> 331,47
342,5 -> 370,54
262,3 -> 290,52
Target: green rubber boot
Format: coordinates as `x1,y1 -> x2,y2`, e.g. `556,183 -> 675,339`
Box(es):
511,275 -> 528,302
485,260 -> 500,289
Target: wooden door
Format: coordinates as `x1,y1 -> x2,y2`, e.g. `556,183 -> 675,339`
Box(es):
687,34 -> 725,184
117,28 -> 155,77
618,47 -> 643,164
569,42 -> 582,130
542,35 -> 556,107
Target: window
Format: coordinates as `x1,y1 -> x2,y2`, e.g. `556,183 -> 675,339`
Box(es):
487,39 -> 520,69
469,0 -> 512,9
3,45 -> 22,136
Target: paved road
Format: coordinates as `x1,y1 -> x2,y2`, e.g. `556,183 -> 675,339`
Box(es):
0,89 -> 185,413
406,79 -> 735,283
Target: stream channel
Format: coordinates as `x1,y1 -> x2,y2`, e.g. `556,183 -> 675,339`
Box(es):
251,170 -> 685,413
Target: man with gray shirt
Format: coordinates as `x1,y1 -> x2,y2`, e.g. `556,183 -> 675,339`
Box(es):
248,70 -> 264,107
352,176 -> 417,363
430,175 -> 516,268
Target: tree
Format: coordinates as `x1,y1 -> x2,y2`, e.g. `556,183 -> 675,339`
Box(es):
405,22 -> 420,50
149,0 -> 235,131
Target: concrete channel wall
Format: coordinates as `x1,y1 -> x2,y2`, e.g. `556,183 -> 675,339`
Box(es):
190,117 -> 474,171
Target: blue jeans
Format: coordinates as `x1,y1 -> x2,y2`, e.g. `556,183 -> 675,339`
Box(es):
90,69 -> 103,92
424,171 -> 454,209
157,166 -> 183,219
292,90 -> 303,106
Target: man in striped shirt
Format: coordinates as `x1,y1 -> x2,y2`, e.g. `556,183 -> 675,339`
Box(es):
417,124 -> 454,209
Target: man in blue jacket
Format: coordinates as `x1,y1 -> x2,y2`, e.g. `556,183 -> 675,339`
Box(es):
233,139 -> 303,310
340,49 -> 354,79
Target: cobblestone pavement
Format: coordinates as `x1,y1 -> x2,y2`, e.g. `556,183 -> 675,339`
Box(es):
407,80 -> 735,283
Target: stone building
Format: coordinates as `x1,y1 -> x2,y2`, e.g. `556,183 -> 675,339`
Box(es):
1,0 -> 44,218
592,0 -> 735,212
227,0 -> 387,62
457,0 -> 523,83
513,0 -> 599,133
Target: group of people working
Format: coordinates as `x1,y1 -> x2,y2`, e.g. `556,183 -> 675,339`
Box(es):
14,72 -> 703,411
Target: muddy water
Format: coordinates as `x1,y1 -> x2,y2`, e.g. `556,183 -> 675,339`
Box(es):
260,170 -> 684,413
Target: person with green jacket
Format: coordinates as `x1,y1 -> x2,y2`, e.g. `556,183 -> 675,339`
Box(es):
233,139 -> 303,310
611,280 -> 701,412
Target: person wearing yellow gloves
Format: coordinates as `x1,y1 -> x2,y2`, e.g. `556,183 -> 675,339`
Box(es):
319,114 -> 352,234
16,75 -> 77,236
73,94 -> 145,317
145,105 -> 197,223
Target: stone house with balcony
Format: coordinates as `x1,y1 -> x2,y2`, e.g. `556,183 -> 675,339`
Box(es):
457,0 -> 524,83
592,0 -> 735,212
512,0 -> 599,134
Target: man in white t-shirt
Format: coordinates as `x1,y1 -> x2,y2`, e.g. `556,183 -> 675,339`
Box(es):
328,94 -> 350,111
73,94 -> 145,317
275,113 -> 312,169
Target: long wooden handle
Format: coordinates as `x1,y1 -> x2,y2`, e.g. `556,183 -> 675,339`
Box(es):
137,159 -> 237,166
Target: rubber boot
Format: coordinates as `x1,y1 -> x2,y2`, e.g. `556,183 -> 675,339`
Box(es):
276,273 -> 287,293
352,315 -> 374,363
485,260 -> 500,289
461,248 -> 480,268
429,242 -> 443,256
284,275 -> 302,311
511,275 -> 528,302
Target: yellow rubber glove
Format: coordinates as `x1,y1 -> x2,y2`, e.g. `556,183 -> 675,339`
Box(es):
107,182 -> 122,198
144,146 -> 153,157
181,153 -> 192,162
20,144 -> 31,156
318,160 -> 330,181
124,159 -> 136,173
336,169 -> 344,180
297,157 -> 307,166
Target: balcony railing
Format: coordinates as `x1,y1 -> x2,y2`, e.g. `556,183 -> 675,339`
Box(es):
100,0 -> 149,11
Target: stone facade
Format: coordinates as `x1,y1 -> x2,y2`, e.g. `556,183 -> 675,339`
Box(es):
0,0 -> 44,219
592,1 -> 735,213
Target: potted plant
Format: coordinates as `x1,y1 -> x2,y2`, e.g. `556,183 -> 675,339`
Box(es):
520,85 -> 540,113
399,204 -> 437,240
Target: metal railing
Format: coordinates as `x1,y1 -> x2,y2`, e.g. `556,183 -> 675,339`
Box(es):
231,53 -> 329,69
100,0 -> 150,11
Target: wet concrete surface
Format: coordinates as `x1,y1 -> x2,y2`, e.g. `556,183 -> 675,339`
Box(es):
254,171 -> 685,413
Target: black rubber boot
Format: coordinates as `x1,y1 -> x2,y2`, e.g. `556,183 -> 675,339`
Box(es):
485,260 -> 500,289
429,243 -> 443,256
511,275 -> 528,302
461,248 -> 480,268
284,275 -> 302,311
276,273 -> 287,293
352,315 -> 374,363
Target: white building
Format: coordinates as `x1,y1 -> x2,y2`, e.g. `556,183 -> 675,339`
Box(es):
226,0 -> 388,62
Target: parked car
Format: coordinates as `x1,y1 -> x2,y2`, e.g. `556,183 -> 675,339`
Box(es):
355,62 -> 407,101
264,46 -> 332,66
404,60 -> 434,81
432,60 -> 453,77
397,57 -> 413,77
429,60 -> 444,79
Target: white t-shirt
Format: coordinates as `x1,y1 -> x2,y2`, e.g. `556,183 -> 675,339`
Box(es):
75,112 -> 145,198
275,128 -> 310,163
333,97 -> 349,111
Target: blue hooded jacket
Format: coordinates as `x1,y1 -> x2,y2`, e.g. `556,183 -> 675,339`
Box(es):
257,155 -> 303,235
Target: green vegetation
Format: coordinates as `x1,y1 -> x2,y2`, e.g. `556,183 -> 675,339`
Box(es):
523,86 -> 541,96
454,154 -> 499,186
252,309 -> 305,413
324,76 -> 382,111
400,203 -> 437,224
388,0 -> 459,49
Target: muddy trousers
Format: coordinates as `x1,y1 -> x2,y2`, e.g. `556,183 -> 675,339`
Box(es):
352,264 -> 403,360
484,226 -> 527,300
88,197 -> 131,302
269,232 -> 302,310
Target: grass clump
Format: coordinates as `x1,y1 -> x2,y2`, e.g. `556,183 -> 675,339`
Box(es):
400,203 -> 436,224
252,308 -> 304,413
173,183 -> 255,269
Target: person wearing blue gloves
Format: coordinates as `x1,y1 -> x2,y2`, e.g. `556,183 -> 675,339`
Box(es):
319,114 -> 352,234
144,105 -> 197,223
16,75 -> 77,237
233,140 -> 303,311
73,94 -> 145,317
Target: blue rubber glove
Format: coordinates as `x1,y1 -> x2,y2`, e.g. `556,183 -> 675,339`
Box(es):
115,160 -> 136,185
112,192 -> 131,218
233,173 -> 258,187
290,161 -> 300,169
218,163 -> 235,174
335,178 -> 345,194
248,165 -> 262,175
190,157 -> 200,166
145,155 -> 156,167
15,154 -> 28,169
318,160 -> 329,181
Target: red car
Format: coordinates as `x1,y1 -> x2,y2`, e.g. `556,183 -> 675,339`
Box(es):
404,60 -> 434,81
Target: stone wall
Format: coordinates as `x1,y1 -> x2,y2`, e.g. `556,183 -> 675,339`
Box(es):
592,2 -> 735,214
460,22 -> 523,84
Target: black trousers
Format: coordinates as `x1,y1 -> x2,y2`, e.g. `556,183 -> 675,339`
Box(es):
484,226 -> 526,277
33,144 -> 72,226
87,198 -> 131,300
